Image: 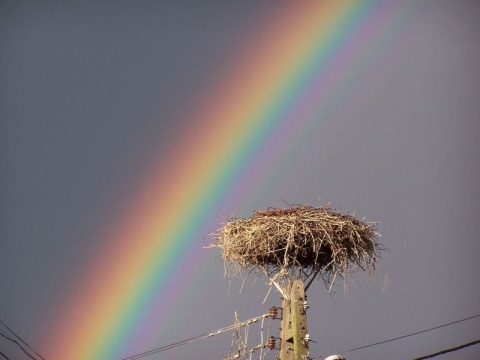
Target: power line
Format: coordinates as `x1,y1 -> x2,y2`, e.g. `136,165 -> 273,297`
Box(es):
0,330 -> 36,360
0,351 -> 10,360
0,320 -> 45,360
121,333 -> 209,360
121,313 -> 479,360
339,314 -> 480,354
413,338 -> 480,359
121,313 -> 271,360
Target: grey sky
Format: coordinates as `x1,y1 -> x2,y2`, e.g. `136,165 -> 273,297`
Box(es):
1,1 -> 480,359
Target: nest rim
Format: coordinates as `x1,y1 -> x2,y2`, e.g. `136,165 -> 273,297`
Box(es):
209,204 -> 382,289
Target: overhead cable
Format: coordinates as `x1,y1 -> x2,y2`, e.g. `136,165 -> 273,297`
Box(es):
0,320 -> 45,360
0,331 -> 36,360
121,313 -> 479,360
413,338 -> 480,360
121,313 -> 271,360
340,314 -> 480,354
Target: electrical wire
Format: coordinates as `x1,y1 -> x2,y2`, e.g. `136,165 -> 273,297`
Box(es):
0,320 -> 45,360
121,313 -> 479,360
0,351 -> 10,360
339,314 -> 480,354
121,333 -> 208,360
0,330 -> 36,360
120,313 -> 270,360
413,338 -> 480,360
413,340 -> 480,360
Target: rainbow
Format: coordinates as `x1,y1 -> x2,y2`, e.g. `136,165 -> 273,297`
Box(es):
43,1 -> 411,358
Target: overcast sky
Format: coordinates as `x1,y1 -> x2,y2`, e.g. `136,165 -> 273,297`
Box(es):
1,1 -> 480,360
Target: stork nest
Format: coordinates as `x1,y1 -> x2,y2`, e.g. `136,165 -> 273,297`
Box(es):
209,204 -> 382,289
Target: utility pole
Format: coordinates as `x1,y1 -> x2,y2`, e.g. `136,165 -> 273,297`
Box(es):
280,280 -> 309,360
211,204 -> 381,359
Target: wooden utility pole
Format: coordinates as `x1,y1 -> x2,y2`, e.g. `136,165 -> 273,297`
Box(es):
279,280 -> 309,360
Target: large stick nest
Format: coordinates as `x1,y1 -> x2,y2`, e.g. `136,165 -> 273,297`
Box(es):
209,204 -> 382,288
